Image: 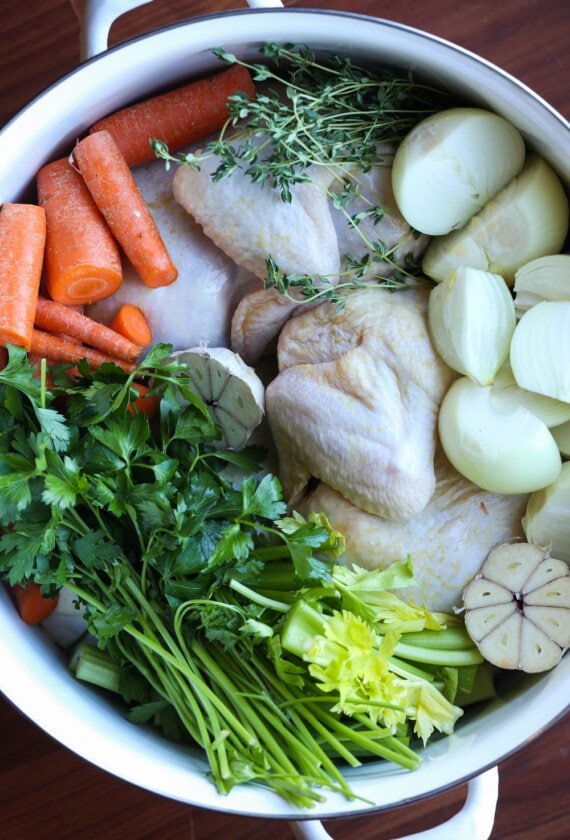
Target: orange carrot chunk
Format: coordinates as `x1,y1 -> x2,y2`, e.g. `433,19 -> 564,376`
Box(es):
127,382 -> 160,418
12,582 -> 59,625
89,64 -> 256,167
73,130 -> 178,289
30,329 -> 136,374
0,203 -> 46,350
34,296 -> 142,362
111,303 -> 152,348
37,157 -> 123,306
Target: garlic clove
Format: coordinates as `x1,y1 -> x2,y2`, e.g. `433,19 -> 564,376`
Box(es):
422,155 -> 569,286
460,577 -> 514,607
463,542 -> 570,673
513,253 -> 570,316
428,267 -> 515,385
438,376 -> 562,494
392,107 -> 525,236
490,361 -> 570,428
510,300 -> 570,402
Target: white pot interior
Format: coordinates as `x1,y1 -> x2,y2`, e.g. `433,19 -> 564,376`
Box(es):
0,8 -> 568,821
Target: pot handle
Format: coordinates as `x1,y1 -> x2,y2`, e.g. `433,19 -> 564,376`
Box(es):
80,0 -> 284,61
288,766 -> 499,840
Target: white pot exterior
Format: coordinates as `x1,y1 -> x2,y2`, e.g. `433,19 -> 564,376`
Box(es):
0,8 -> 568,821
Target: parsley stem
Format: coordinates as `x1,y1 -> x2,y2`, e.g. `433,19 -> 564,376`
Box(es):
228,579 -> 289,613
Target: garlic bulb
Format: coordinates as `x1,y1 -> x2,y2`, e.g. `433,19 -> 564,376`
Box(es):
510,301 -> 570,402
462,542 -> 570,673
438,376 -> 562,494
551,420 -> 570,457
523,462 -> 570,563
173,346 -> 264,450
490,362 -> 570,428
513,253 -> 570,316
428,267 -> 515,385
392,107 -> 525,235
422,155 -> 569,285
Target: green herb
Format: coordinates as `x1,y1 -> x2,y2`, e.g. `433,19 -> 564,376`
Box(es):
152,42 -> 453,311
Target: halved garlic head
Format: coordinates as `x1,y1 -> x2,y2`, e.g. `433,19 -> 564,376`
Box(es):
392,107 -> 525,235
513,253 -> 570,316
173,346 -> 264,450
510,301 -> 570,402
438,376 -> 562,494
422,155 -> 569,285
463,542 -> 570,673
428,267 -> 515,385
490,362 -> 570,428
523,462 -> 570,564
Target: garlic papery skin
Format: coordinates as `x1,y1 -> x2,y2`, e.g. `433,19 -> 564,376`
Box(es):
523,462 -> 570,563
510,301 -> 570,402
422,155 -> 569,286
551,420 -> 570,457
392,108 -> 525,236
490,361 -> 570,428
438,376 -> 562,494
428,267 -> 515,385
514,253 -> 570,316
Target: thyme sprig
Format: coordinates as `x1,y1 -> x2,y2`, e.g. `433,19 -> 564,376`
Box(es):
152,42 -> 452,309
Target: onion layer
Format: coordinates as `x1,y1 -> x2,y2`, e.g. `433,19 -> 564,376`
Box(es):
510,301 -> 570,402
523,462 -> 570,563
513,253 -> 570,315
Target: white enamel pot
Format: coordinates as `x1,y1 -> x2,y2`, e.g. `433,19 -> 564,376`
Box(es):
0,2 -> 568,839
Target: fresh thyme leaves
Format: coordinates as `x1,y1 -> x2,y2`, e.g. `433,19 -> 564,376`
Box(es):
152,42 -> 452,311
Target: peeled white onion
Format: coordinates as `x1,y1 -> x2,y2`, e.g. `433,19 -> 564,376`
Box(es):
392,107 -> 525,235
438,377 -> 562,494
490,362 -> 570,428
523,462 -> 570,563
422,155 -> 569,285
510,301 -> 570,402
428,267 -> 515,385
513,253 -> 570,315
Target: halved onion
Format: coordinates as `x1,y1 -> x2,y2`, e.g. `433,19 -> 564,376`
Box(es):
438,377 -> 562,494
392,107 -> 525,235
490,362 -> 570,428
422,155 -> 569,285
513,253 -> 570,315
551,420 -> 570,457
510,301 -> 570,402
428,267 -> 515,385
523,462 -> 570,563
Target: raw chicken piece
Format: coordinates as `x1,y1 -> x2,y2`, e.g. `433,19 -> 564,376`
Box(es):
173,150 -> 340,363
87,158 -> 260,351
266,287 -> 455,520
297,452 -> 528,613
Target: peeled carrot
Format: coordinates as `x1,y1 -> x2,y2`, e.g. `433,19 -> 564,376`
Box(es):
12,582 -> 59,625
0,203 -> 46,350
89,64 -> 256,167
127,382 -> 160,418
73,130 -> 178,289
111,304 -> 152,348
34,296 -> 142,362
37,157 -> 123,306
30,329 -> 136,374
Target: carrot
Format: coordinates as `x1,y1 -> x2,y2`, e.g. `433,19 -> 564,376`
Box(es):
111,304 -> 152,347
34,296 -> 142,362
0,203 -> 46,350
12,582 -> 59,625
127,382 -> 160,418
30,329 -> 136,374
73,131 -> 178,289
89,64 -> 256,167
37,157 -> 123,306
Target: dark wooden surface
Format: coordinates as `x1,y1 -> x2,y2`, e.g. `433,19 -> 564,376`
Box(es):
0,1 -> 568,838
